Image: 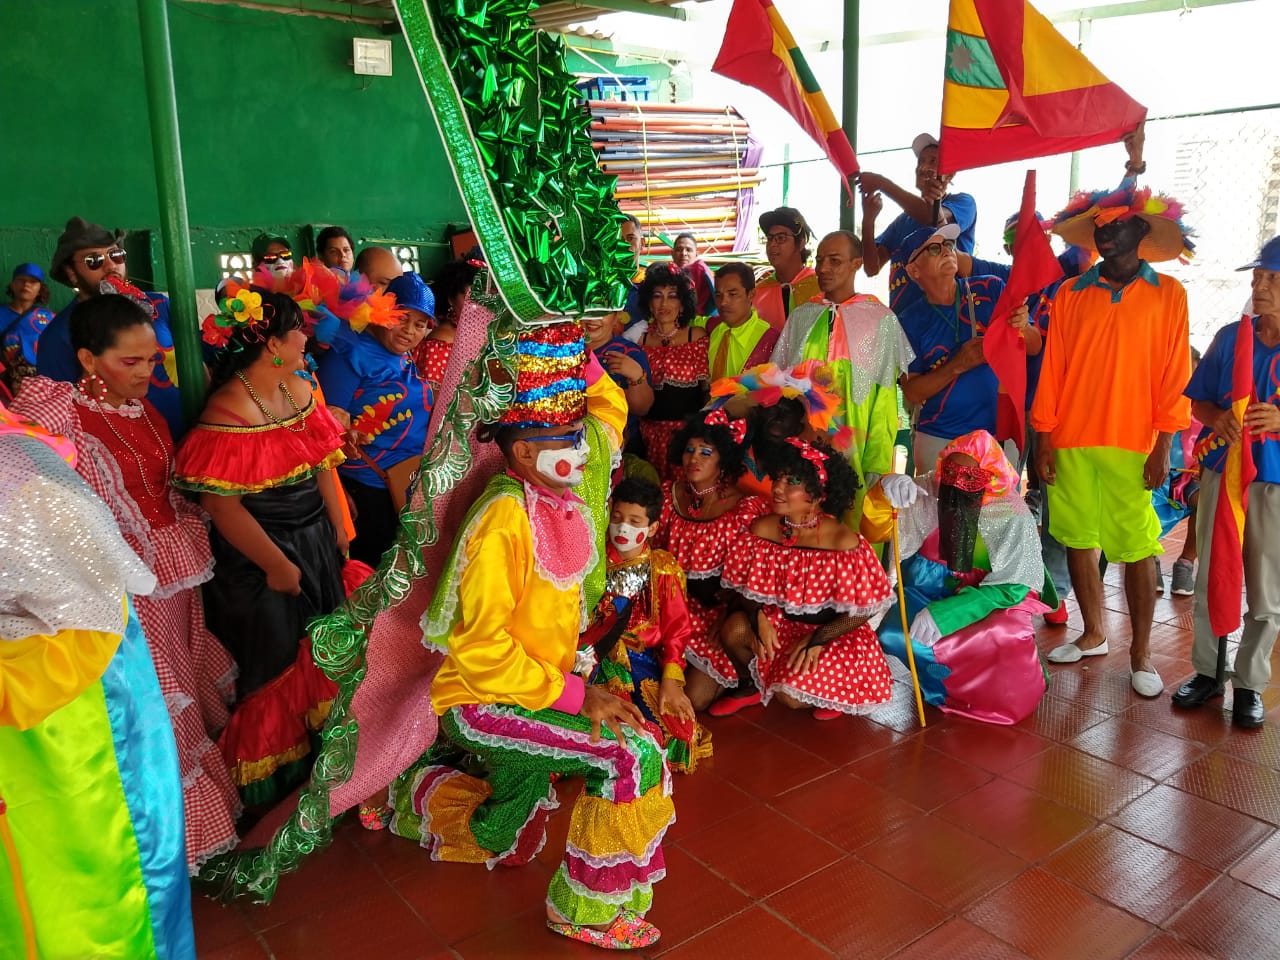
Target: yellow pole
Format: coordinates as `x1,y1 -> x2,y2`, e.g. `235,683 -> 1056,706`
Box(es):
891,511 -> 927,727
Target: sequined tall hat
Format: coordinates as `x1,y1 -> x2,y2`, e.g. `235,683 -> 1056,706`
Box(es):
498,319 -> 587,428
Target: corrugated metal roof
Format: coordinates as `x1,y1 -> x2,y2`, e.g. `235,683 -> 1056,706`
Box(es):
343,0 -> 706,35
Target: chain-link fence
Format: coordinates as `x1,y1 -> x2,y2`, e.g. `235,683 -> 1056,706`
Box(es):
1149,105 -> 1280,348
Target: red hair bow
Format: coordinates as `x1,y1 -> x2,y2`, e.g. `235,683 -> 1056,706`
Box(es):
704,408 -> 747,444
785,437 -> 828,488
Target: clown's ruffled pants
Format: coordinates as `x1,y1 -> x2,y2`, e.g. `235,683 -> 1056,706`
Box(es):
389,703 -> 674,925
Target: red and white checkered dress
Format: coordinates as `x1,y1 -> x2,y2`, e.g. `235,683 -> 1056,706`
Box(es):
657,483 -> 767,688
721,528 -> 895,714
14,378 -> 241,873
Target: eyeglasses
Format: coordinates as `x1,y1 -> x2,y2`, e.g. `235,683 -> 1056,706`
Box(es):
764,232 -> 798,245
260,252 -> 293,264
907,239 -> 957,263
81,249 -> 127,270
526,428 -> 586,447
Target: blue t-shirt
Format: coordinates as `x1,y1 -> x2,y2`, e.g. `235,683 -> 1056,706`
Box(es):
37,292 -> 185,439
316,323 -> 432,489
899,275 -> 1004,441
0,303 -> 54,368
1184,318 -> 1280,484
876,193 -> 977,316
965,250 -> 1083,412
593,335 -> 650,441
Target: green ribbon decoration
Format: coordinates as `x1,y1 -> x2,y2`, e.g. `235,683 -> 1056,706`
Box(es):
197,0 -> 636,901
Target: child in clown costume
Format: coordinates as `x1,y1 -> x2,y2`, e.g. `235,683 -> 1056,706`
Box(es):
863,429 -> 1053,725
389,321 -> 674,951
584,477 -> 711,773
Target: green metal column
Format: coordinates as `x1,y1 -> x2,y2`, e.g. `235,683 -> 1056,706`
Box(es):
839,0 -> 860,231
136,0 -> 203,425
1067,16 -> 1092,195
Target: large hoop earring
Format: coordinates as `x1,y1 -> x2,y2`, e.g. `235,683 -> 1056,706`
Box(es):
77,373 -> 108,401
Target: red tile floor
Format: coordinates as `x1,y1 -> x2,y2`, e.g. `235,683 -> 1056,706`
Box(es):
195,538 -> 1280,960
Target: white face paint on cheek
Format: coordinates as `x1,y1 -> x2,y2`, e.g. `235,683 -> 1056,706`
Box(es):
536,445 -> 587,486
607,522 -> 647,548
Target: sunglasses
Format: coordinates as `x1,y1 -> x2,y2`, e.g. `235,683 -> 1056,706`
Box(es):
260,252 -> 293,264
81,249 -> 127,270
908,238 -> 957,263
526,428 -> 586,447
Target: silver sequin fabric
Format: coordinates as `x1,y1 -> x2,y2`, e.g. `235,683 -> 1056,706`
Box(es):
604,557 -> 650,602
0,436 -> 156,640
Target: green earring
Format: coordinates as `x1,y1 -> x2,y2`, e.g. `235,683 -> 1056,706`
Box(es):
272,355 -> 284,367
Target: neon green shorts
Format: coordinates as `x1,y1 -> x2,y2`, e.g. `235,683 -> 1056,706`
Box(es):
1046,446 -> 1162,562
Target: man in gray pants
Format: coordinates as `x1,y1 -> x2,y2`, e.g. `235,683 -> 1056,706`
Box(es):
1173,237 -> 1280,728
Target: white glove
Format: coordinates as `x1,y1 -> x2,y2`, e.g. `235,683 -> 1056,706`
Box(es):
910,608 -> 942,647
573,646 -> 598,678
880,474 -> 919,510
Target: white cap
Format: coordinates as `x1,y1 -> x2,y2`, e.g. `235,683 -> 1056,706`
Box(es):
911,133 -> 939,158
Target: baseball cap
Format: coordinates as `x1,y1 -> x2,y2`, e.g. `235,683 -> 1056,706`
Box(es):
11,263 -> 44,282
911,133 -> 939,159
906,222 -> 961,261
1237,236 -> 1280,271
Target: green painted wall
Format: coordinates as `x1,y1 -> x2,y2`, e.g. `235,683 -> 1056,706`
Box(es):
0,0 -> 469,310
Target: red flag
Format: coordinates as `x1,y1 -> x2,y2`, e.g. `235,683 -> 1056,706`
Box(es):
984,170 -> 1063,453
1207,315 -> 1257,637
712,0 -> 858,191
937,0 -> 1146,175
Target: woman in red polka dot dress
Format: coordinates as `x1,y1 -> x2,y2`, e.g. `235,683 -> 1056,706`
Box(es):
655,409 -> 766,710
638,264 -> 708,481
718,437 -> 896,720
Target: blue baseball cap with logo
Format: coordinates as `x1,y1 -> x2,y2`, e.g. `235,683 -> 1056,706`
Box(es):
1237,236 -> 1280,271
11,263 -> 44,282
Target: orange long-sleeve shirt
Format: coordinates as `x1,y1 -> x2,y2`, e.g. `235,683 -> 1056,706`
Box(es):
1030,263 -> 1191,453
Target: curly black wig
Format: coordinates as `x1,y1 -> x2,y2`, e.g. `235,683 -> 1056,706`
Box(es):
638,263 -> 698,327
761,438 -> 860,518
611,476 -> 664,524
667,408 -> 749,480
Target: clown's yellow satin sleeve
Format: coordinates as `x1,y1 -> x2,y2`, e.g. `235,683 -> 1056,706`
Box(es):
586,363 -> 628,451
858,483 -> 896,545
0,599 -> 125,730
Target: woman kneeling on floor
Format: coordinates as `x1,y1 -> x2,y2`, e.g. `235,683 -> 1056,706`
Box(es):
718,437 -> 896,719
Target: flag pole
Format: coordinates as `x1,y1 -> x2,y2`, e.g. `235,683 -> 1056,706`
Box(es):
891,511 -> 927,727
839,0 -> 860,231
1215,635 -> 1228,689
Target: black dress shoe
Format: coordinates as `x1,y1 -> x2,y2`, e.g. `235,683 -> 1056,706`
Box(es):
1171,674 -> 1224,710
1233,689 -> 1265,728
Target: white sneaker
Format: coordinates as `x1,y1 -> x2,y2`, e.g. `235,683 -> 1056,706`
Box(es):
1046,639 -> 1110,663
1131,669 -> 1164,698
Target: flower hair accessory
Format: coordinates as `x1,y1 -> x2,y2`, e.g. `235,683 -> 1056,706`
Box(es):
703,408 -> 747,444
712,360 -> 843,434
201,280 -> 269,349
785,436 -> 827,489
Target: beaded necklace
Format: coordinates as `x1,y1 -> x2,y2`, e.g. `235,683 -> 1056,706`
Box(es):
89,398 -> 170,499
236,371 -> 307,433
779,511 -> 822,547
684,478 -> 720,519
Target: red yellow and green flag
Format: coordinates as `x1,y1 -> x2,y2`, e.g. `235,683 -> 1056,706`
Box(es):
938,0 -> 1147,175
1207,315 -> 1257,638
713,0 -> 858,190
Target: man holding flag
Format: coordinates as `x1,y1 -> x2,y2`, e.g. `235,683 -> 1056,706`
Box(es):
897,223 -> 1036,472
1173,238 -> 1280,728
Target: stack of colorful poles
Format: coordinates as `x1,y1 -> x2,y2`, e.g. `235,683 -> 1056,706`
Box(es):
586,100 -> 763,256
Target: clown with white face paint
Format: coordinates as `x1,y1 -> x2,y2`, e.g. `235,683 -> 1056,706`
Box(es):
388,320 -> 677,949
581,477 -> 709,774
